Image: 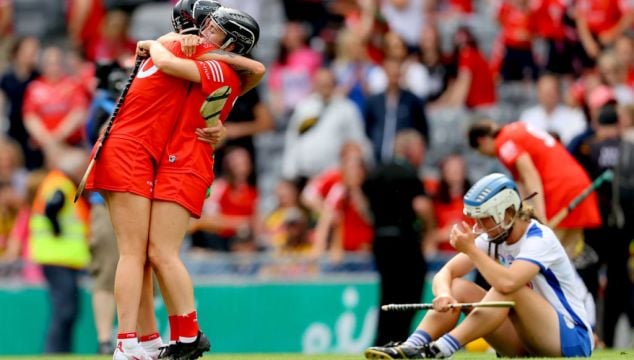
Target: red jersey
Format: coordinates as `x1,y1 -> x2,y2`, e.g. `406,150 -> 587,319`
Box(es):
23,76 -> 88,145
458,47 -> 496,108
576,0 -> 631,36
108,41 -> 215,161
325,183 -> 373,251
160,57 -> 242,183
533,0 -> 567,40
495,122 -> 601,228
498,1 -> 535,49
449,0 -> 474,14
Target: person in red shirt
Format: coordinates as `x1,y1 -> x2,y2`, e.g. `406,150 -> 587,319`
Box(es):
468,119 -> 602,262
494,0 -> 538,81
86,3 -> 264,358
442,26 -> 496,109
23,46 -> 88,149
66,0 -> 106,62
575,0 -> 634,67
532,0 -> 577,75
311,151 -> 373,263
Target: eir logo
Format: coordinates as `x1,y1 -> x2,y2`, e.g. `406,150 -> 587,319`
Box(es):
137,58 -> 159,79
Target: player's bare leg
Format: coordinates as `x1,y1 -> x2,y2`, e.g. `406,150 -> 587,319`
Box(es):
148,200 -> 209,359
137,262 -> 163,358
448,284 -> 560,357
105,191 -> 152,358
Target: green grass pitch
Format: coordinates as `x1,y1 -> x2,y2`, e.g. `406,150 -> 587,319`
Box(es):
0,349 -> 630,359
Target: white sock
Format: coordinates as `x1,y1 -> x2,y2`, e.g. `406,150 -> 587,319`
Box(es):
117,336 -> 140,350
433,334 -> 461,357
140,336 -> 163,352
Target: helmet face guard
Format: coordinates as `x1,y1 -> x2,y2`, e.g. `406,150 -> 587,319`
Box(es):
171,0 -> 198,34
210,7 -> 260,55
463,173 -> 521,244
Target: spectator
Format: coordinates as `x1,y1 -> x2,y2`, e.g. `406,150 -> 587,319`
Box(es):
574,0 -> 634,67
597,49 -> 634,105
493,0 -> 538,81
367,31 -> 431,100
331,28 -> 375,112
92,9 -> 136,63
29,147 -> 91,354
0,36 -> 42,169
66,0 -> 106,62
362,129 -> 433,345
438,26 -> 496,110
312,152 -> 373,263
281,67 -> 369,182
0,0 -> 13,70
364,57 -> 429,163
268,21 -> 322,123
468,119 -> 602,262
213,85 -> 275,184
532,0 -> 575,75
613,34 -> 634,87
380,0 -> 429,50
23,46 -> 89,152
262,179 -> 311,254
425,153 -> 471,256
190,147 -> 259,252
418,24 -> 453,103
0,138 -> 28,256
0,169 -> 46,284
519,73 -> 587,146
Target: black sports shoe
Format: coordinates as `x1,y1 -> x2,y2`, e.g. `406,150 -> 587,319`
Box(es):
169,331 -> 211,360
157,343 -> 177,359
364,341 -> 425,359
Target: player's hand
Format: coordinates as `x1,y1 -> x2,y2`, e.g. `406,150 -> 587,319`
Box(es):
432,294 -> 457,312
136,40 -> 153,58
179,35 -> 201,57
195,123 -> 226,146
449,221 -> 476,253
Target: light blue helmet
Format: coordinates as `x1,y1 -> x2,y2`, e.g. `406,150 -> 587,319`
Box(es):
463,173 -> 521,225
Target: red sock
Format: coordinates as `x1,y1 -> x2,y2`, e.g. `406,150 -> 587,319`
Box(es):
168,315 -> 179,343
178,311 -> 199,342
139,332 -> 160,342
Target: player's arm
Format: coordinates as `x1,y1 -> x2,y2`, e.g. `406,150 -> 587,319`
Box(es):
514,153 -> 547,222
431,252 -> 474,311
196,49 -> 266,94
138,40 -> 201,82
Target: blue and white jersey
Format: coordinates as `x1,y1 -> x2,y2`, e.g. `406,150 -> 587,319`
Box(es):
475,220 -> 593,345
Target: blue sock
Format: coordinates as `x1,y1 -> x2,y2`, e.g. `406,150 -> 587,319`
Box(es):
403,330 -> 432,347
434,334 -> 461,357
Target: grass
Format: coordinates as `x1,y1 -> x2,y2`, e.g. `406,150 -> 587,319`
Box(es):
0,349 -> 630,359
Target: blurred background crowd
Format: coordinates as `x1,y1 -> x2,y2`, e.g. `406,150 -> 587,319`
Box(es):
0,0 -> 633,353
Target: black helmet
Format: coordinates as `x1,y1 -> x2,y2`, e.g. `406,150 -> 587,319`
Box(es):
210,7 -> 260,55
193,0 -> 221,29
171,0 -> 198,34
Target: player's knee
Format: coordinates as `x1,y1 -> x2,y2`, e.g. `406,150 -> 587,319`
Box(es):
147,241 -> 176,269
451,277 -> 486,302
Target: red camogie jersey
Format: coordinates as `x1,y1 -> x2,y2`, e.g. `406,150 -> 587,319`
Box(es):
324,183 -> 373,251
497,1 -> 534,49
108,41 -> 214,161
495,122 -> 601,229
160,55 -> 242,183
23,76 -> 88,145
458,47 -> 496,109
576,0 -> 631,36
532,0 -> 567,40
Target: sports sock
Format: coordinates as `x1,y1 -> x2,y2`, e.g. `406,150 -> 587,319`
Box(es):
140,332 -> 163,353
168,315 -> 179,344
434,334 -> 461,357
403,329 -> 432,348
178,311 -> 200,343
116,332 -> 139,350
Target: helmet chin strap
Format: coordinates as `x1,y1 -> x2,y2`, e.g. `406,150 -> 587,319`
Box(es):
488,214 -> 518,245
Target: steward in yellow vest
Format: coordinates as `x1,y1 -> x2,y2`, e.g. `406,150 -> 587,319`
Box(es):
30,169 -> 90,269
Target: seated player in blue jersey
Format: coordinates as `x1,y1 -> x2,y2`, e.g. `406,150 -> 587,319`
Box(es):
365,173 -> 593,359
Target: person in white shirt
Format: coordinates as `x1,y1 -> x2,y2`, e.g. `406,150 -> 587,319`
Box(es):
365,173 -> 593,359
519,74 -> 586,146
282,68 -> 371,181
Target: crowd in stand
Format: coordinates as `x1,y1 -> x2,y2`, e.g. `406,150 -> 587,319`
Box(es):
0,0 -> 633,350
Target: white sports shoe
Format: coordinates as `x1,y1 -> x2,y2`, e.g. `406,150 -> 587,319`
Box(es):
112,341 -> 153,360
140,338 -> 164,360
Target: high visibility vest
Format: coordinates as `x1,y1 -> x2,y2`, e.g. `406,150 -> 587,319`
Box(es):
30,170 -> 91,269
